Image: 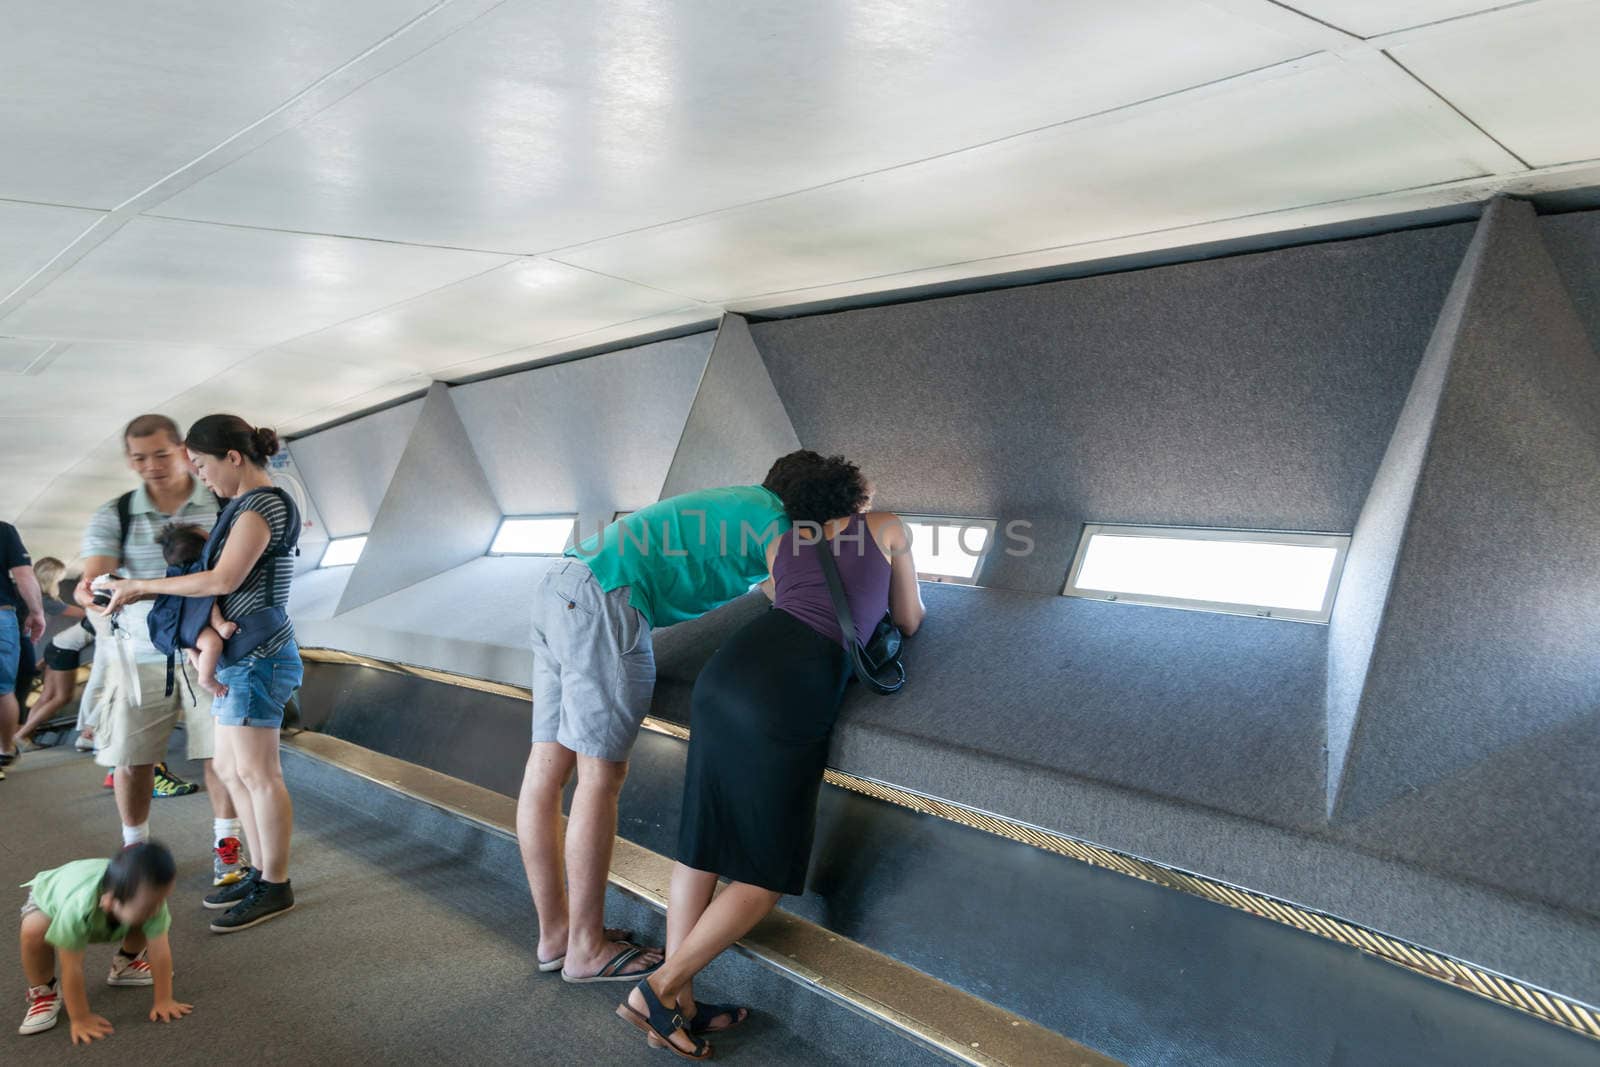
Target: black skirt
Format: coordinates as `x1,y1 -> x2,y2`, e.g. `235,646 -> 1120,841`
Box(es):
676,607 -> 850,895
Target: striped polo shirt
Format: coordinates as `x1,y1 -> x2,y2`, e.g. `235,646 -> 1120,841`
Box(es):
81,479 -> 218,662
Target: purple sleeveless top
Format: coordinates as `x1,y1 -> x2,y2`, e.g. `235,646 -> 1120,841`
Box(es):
772,514 -> 893,647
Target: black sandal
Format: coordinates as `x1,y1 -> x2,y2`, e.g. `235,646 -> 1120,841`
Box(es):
561,941 -> 661,984
688,1002 -> 749,1035
616,979 -> 712,1060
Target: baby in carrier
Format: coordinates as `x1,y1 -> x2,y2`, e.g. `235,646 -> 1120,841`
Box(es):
153,525 -> 237,698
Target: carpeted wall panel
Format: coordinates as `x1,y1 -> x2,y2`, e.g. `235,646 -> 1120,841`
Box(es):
1540,209 -> 1600,358
660,313 -> 802,498
336,383 -> 503,613
1324,214 -> 1482,818
288,396 -> 423,539
748,224 -> 1473,594
266,444 -> 331,575
1330,200 -> 1600,915
451,332 -> 711,538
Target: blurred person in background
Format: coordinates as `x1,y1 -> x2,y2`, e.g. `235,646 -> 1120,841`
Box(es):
14,558 -> 90,752
0,520 -> 46,780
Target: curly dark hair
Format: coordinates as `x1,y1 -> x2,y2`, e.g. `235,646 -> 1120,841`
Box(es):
761,450 -> 870,525
156,523 -> 210,568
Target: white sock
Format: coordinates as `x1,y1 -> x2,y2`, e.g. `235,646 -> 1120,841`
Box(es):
214,818 -> 242,846
122,822 -> 149,848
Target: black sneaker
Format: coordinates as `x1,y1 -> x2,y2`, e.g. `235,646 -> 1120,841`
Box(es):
209,878 -> 294,934
203,867 -> 258,910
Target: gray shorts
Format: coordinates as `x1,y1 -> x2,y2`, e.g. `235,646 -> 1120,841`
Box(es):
530,559 -> 655,762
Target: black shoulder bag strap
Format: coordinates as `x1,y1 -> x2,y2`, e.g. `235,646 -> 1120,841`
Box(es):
814,537 -> 906,695
115,491 -> 135,554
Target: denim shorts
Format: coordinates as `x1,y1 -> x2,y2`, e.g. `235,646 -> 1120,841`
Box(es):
212,641 -> 303,728
0,609 -> 17,697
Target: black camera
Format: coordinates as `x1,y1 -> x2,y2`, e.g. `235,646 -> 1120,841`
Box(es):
91,574 -> 125,609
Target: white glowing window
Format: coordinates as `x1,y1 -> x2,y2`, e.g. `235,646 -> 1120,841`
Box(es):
901,517 -> 996,585
1064,525 -> 1348,623
490,516 -> 576,556
319,535 -> 367,569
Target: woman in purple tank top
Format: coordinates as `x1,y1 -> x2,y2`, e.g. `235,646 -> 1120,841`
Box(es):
618,453 -> 926,1057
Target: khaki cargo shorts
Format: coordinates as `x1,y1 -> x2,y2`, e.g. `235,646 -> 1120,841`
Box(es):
93,631 -> 213,768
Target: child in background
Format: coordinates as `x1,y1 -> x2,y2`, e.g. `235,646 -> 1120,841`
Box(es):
17,842 -> 193,1043
152,524 -> 237,698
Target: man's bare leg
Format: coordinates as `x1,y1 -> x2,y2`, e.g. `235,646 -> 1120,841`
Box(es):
518,743 -> 575,963
561,754 -> 660,978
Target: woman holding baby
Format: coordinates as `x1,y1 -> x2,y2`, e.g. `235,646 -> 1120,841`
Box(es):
103,414 -> 303,934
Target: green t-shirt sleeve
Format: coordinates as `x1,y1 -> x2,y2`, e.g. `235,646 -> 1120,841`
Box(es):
141,902 -> 172,940
43,909 -> 92,953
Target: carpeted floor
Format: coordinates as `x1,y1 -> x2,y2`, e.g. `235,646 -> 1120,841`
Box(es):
0,736 -> 895,1066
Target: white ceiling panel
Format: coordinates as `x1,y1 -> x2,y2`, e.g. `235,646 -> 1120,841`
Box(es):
156,0 -> 1308,252
12,435 -> 147,560
558,55 -> 1492,302
0,342 -> 249,419
278,375 -> 435,437
0,416 -> 116,519
0,0 -> 437,208
0,338 -> 55,374
0,217 -> 509,347
432,305 -> 719,382
276,258 -> 691,373
1387,2 -> 1600,168
0,200 -> 101,299
160,349 -> 412,432
1280,1 -> 1519,38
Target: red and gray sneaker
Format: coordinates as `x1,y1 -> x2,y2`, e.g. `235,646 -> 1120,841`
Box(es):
107,950 -> 153,987
213,836 -> 249,886
19,984 -> 60,1035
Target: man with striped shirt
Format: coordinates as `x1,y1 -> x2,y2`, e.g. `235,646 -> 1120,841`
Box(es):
76,415 -> 247,886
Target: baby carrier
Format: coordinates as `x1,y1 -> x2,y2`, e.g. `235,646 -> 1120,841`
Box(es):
146,560 -> 217,696
147,487 -> 301,695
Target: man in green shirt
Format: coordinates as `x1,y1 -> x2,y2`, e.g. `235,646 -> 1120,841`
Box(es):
18,843 -> 193,1042
519,470 -> 792,984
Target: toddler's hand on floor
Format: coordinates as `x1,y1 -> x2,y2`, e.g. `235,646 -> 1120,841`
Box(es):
150,998 -> 193,1023
70,1013 -> 114,1044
